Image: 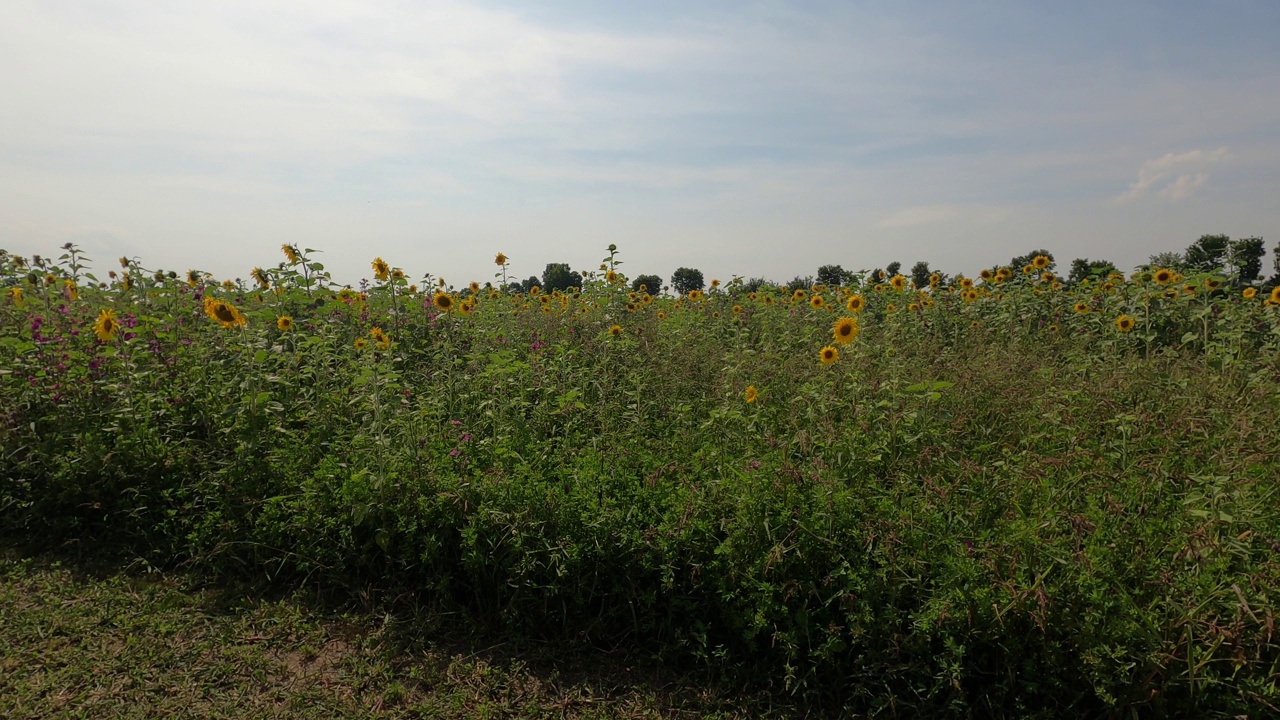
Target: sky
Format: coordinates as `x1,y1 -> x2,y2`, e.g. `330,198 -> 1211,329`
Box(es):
2,0 -> 1279,287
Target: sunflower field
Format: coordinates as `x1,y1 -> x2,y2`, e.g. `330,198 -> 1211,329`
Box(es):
3,244 -> 1280,716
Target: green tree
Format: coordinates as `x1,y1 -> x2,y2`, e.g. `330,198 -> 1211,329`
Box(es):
1147,251 -> 1186,271
786,275 -> 815,294
816,264 -> 847,287
670,267 -> 704,296
1068,258 -> 1118,283
1009,249 -> 1055,271
910,261 -> 932,290
1228,236 -> 1266,283
631,274 -> 663,294
884,261 -> 902,279
1184,234 -> 1230,272
541,263 -> 582,293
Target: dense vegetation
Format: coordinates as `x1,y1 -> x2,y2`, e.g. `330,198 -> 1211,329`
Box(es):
3,244 -> 1279,717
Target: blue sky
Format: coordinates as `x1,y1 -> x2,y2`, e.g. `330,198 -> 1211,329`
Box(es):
2,0 -> 1278,286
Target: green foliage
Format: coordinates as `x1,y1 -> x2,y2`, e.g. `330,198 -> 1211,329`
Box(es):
3,243 -> 1280,716
910,260 -> 932,290
540,263 -> 581,293
631,274 -> 663,294
1068,258 -> 1118,283
816,265 -> 847,287
1229,236 -> 1266,283
1185,234 -> 1230,272
670,267 -> 704,296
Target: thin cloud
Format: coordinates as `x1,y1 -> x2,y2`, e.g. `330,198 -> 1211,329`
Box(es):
1114,148 -> 1228,203
879,204 -> 1012,228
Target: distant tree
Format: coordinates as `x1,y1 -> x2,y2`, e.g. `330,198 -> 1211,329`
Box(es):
742,277 -> 771,294
520,276 -> 541,293
884,261 -> 902,279
540,263 -> 581,293
631,274 -> 663,294
786,275 -> 815,294
910,261 -> 932,290
670,267 -> 705,296
1147,251 -> 1186,271
1068,258 -> 1118,283
870,268 -> 885,283
1184,234 -> 1230,272
503,281 -> 523,294
1228,236 -> 1266,283
1009,249 -> 1056,271
817,264 -> 848,287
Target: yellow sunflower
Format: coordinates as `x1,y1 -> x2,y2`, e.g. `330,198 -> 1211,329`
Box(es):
93,309 -> 119,342
959,277 -> 974,289
609,324 -> 623,337
1073,302 -> 1089,314
354,337 -> 368,350
1243,287 -> 1257,299
252,267 -> 270,289
846,294 -> 865,312
205,299 -> 247,329
1023,264 -> 1035,275
890,275 -> 907,291
1115,314 -> 1136,333
979,268 -> 993,281
810,295 -> 826,310
1270,287 -> 1280,304
277,316 -> 294,331
495,252 -> 508,266
1152,268 -> 1175,284
819,345 -> 840,365
832,316 -> 859,344
929,273 -> 941,286
8,287 -> 22,305
1203,278 -> 1222,290
469,281 -> 481,294
657,311 -> 667,320
371,257 -> 390,281
606,270 -> 618,283
792,288 -> 807,302
732,304 -> 743,314
433,292 -> 455,312
282,244 -> 300,263
744,385 -> 758,404
370,327 -> 390,350
1032,255 -> 1050,269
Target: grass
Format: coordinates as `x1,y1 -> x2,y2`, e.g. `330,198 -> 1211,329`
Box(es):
0,544 -> 786,719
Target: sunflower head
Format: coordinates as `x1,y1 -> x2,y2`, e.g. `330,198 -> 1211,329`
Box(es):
959,277 -> 973,289
371,257 -> 390,281
979,268 -> 994,281
93,309 -> 118,342
846,295 -> 865,312
495,252 -> 508,266
657,311 -> 667,320
819,345 -> 840,365
744,385 -> 758,404
1040,272 -> 1055,283
1115,314 -> 1136,333
469,281 -> 481,294
809,295 -> 826,310
370,327 -> 390,349
1073,302 -> 1090,314
282,244 -> 300,264
1243,287 -> 1257,299
1032,255 -> 1050,269
792,288 -> 807,302
1204,278 -> 1222,290
1270,287 -> 1280,304
732,304 -> 743,314
929,273 -> 941,286
277,316 -> 294,331
251,267 -> 270,289
609,324 -> 623,337
354,337 -> 368,350
606,270 -> 618,283
890,275 -> 907,291
1023,264 -> 1035,275
206,300 -> 247,328
1153,268 -> 1175,284
433,292 -> 455,312
832,316 -> 859,344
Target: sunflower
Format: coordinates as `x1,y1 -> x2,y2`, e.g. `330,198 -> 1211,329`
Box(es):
433,292 -> 455,312
763,295 -> 775,305
1022,264 -> 1035,275
819,345 -> 840,365
213,300 -> 247,328
929,273 -> 941,286
744,385 -> 758,404
1040,272 -> 1054,283
251,267 -> 270,289
1047,324 -> 1059,332
1032,255 -> 1050,269
469,281 -> 481,294
962,289 -> 979,302
886,302 -> 896,312
1203,278 -> 1222,290
995,267 -> 1012,282
370,327 -> 390,350
354,337 -> 368,350
641,294 -> 653,305
809,295 -> 826,310
186,270 -> 203,287
1153,268 -> 1175,284
410,285 -> 419,295
832,317 -> 859,344
657,311 -> 667,320
959,277 -> 973,289
1270,287 -> 1280,304
625,303 -> 636,313
391,268 -> 405,282
606,270 -> 618,283
979,269 -> 994,281
846,295 -> 865,312
371,257 -> 390,281
1115,314 -> 1136,333
792,288 -> 807,302
495,252 -> 508,266
890,275 -> 907,291
1243,287 -> 1257,299
732,304 -> 743,314
92,309 -> 119,342
711,279 -> 720,289
282,244 -> 300,263
277,316 -> 294,331
908,303 -> 920,312
609,324 -> 623,337
1073,302 -> 1090,314
222,279 -> 235,291
9,287 -> 23,305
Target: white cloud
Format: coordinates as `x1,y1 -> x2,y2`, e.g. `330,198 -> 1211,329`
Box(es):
1114,148 -> 1228,203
